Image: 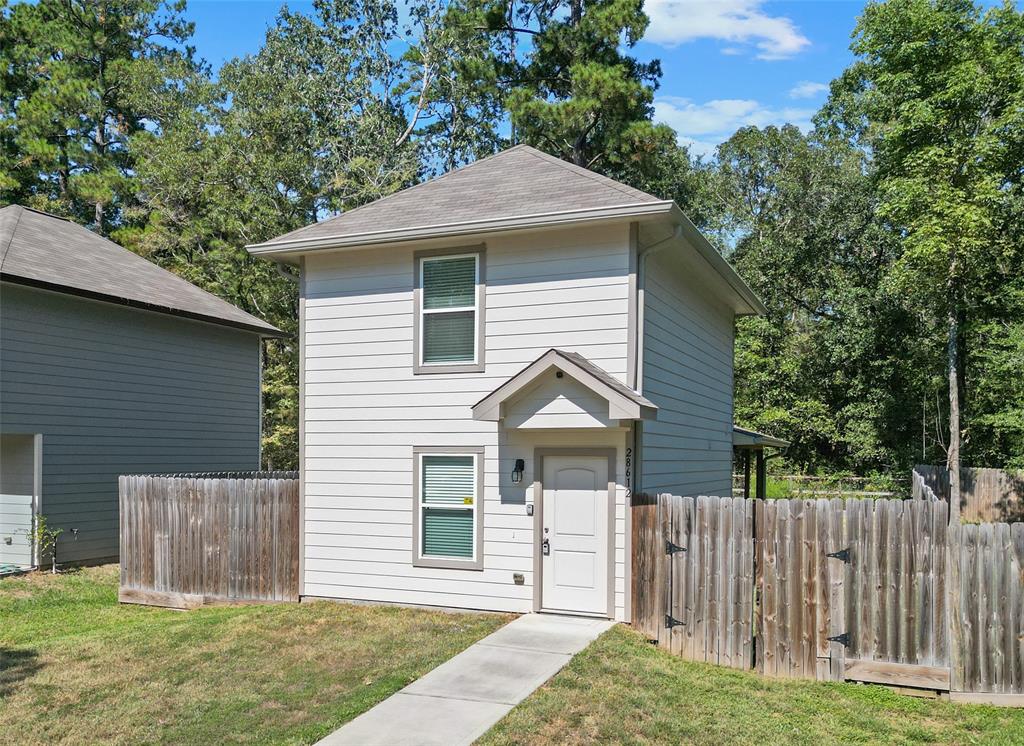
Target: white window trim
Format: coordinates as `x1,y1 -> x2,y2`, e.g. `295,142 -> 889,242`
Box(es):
412,446 -> 485,571
413,246 -> 486,374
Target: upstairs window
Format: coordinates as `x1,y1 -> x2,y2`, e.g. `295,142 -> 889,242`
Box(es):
415,251 -> 484,373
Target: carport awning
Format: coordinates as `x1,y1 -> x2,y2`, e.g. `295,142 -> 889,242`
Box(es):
472,349 -> 657,423
733,426 -> 790,449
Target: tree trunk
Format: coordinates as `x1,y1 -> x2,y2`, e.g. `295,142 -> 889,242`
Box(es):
946,305 -> 961,522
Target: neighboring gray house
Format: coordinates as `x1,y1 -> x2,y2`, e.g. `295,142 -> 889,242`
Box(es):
1,205 -> 280,570
248,145 -> 764,621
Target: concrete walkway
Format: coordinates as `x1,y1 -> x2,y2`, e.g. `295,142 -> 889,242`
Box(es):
317,613 -> 614,746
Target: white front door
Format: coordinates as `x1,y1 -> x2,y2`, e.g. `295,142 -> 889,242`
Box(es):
541,454 -> 610,616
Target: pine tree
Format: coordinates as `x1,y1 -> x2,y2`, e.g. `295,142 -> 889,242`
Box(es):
0,0 -> 196,232
452,0 -> 678,179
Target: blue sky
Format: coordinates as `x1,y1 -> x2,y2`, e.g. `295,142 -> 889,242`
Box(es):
184,0 -> 866,158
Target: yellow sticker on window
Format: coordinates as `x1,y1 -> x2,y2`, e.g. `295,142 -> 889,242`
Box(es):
463,497 -> 473,505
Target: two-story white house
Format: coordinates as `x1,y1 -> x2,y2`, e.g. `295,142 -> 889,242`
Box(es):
248,145 -> 764,621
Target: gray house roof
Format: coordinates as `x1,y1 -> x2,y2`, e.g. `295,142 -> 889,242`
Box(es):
247,144 -> 766,316
248,145 -> 674,255
0,205 -> 281,335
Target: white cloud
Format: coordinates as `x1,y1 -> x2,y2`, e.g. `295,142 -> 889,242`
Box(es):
789,81 -> 829,99
644,0 -> 810,60
654,96 -> 816,157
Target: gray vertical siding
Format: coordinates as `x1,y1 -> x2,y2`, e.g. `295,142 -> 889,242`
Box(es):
640,250 -> 735,497
0,283 -> 262,565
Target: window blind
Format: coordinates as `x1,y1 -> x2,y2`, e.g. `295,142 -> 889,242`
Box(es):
423,256 -> 476,309
421,455 -> 475,559
422,509 -> 474,558
423,311 -> 475,363
421,255 -> 477,365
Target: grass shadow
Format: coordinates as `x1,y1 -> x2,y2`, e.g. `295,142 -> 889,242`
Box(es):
0,647 -> 42,696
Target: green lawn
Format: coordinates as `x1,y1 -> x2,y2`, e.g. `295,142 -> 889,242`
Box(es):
0,566 -> 509,745
480,625 -> 1024,746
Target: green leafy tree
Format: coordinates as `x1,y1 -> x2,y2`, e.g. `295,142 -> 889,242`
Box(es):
718,125 -> 922,474
400,0 -> 506,173
0,0 -> 196,232
129,0 -> 502,467
822,0 -> 1024,511
962,274 -> 1024,470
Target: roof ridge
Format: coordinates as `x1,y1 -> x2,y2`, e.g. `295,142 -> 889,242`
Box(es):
21,205 -> 72,221
278,146 -> 531,243
517,147 -> 659,202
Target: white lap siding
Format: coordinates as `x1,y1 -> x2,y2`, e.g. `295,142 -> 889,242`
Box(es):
301,223 -> 632,616
640,250 -> 735,497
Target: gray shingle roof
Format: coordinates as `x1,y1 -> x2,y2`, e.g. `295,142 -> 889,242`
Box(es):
552,349 -> 657,410
472,347 -> 657,422
0,205 -> 281,335
262,145 -> 664,247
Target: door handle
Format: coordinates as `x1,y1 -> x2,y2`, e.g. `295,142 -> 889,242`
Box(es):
542,538 -> 550,556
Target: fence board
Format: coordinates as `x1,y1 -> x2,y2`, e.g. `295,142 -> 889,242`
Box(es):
915,465 -> 1024,523
119,472 -> 299,608
828,497 -> 845,681
762,499 -> 779,676
740,498 -> 755,668
814,500 -> 830,680
670,495 -> 685,658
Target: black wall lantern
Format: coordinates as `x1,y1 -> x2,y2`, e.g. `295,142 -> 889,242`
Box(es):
511,458 -> 526,484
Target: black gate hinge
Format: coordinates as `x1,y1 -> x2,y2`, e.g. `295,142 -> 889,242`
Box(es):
665,614 -> 685,629
665,539 -> 687,555
827,632 -> 850,647
826,548 -> 851,563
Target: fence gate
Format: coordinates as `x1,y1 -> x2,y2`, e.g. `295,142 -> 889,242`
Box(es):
755,498 -> 950,689
631,494 -> 754,670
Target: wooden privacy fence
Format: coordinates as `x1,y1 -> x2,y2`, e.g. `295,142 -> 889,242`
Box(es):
911,468 -> 941,503
956,522 -> 1024,697
119,472 -> 299,609
632,494 -> 1023,704
915,464 -> 1024,523
758,498 -> 950,688
632,494 -> 754,669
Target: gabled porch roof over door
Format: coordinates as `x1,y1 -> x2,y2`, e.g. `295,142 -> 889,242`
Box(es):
472,349 -> 657,428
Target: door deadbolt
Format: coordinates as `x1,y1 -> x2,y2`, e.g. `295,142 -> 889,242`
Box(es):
542,538 -> 551,556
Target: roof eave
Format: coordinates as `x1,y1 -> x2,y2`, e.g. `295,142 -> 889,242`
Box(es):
246,201 -> 676,258
1,273 -> 286,337
668,205 -> 767,317
733,426 -> 790,449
